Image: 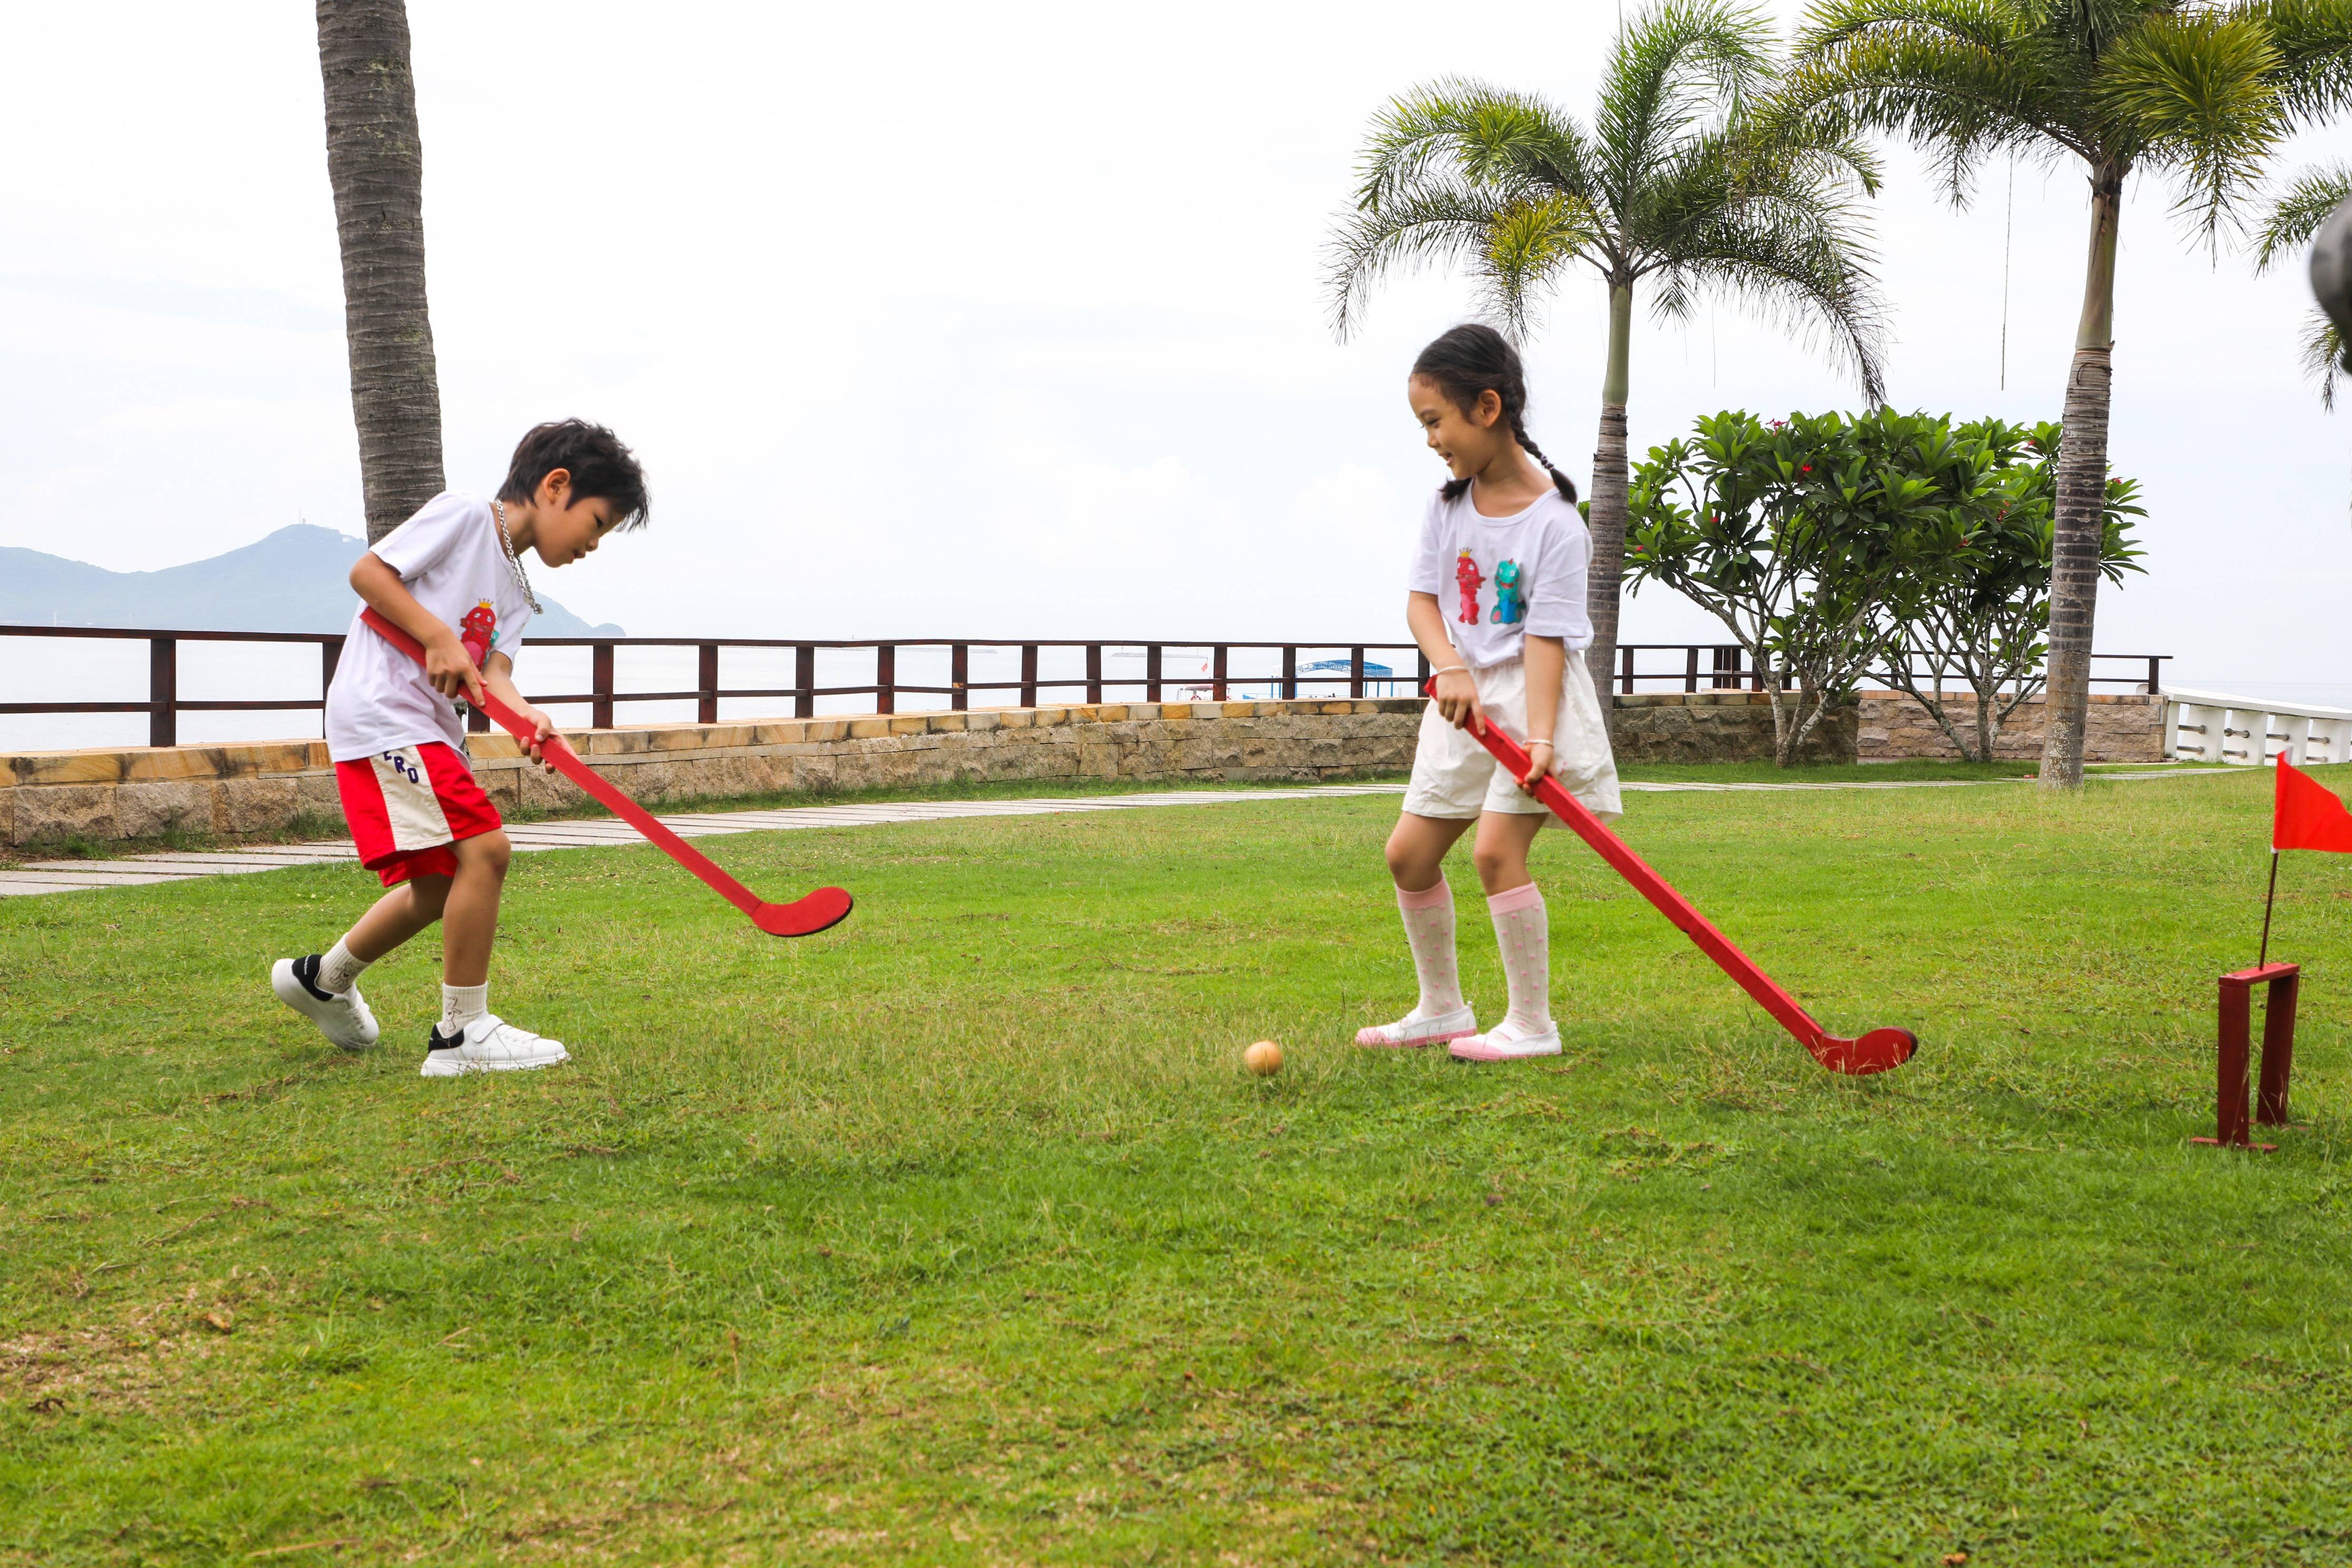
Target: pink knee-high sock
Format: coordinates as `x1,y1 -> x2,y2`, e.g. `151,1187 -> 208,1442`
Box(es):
1486,881 -> 1551,1033
1396,878 -> 1464,1015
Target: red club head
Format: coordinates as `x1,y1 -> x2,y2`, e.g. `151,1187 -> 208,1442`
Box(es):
1814,1027 -> 1919,1076
751,887 -> 854,938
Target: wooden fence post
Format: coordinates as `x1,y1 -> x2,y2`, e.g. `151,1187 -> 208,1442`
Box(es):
1350,646 -> 1365,699
794,644 -> 814,719
1086,644 -> 1102,705
148,636 -> 176,748
952,643 -> 969,711
698,643 -> 719,724
876,645 -> 895,714
592,642 -> 615,730
1020,644 -> 1038,708
1212,645 -> 1228,702
321,638 -> 342,739
1145,644 -> 1161,703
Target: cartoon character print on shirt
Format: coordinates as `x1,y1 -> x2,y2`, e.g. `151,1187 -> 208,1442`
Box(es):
459,600 -> 498,668
1489,560 -> 1526,625
1455,550 -> 1485,624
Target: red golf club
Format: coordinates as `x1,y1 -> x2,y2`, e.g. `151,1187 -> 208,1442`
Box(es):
361,609 -> 851,937
1428,681 -> 1916,1075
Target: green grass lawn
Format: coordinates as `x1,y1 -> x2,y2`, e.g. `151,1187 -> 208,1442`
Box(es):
5,765 -> 2350,1565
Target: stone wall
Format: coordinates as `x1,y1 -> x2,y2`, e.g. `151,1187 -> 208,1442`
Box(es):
1856,690 -> 2163,763
0,698 -> 1424,846
1608,692 -> 1859,765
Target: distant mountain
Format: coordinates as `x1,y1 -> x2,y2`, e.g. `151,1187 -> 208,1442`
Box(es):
0,524 -> 624,636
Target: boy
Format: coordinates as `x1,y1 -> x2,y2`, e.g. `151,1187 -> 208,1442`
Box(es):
271,419 -> 650,1076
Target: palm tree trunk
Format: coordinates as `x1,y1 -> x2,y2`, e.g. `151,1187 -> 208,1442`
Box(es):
317,0 -> 444,545
1584,279 -> 1635,712
2039,167 -> 2122,791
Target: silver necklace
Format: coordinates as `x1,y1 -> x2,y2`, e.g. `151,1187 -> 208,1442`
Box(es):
491,498 -> 543,613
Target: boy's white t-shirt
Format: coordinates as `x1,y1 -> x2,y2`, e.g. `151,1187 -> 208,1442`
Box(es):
1406,485 -> 1594,669
325,491 -> 536,763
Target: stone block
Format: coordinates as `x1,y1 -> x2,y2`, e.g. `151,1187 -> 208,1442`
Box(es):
217,777 -> 300,834
116,780 -> 217,838
246,741 -> 323,777
847,718 -> 890,740
964,711 -> 999,732
15,784 -> 116,843
0,787 -> 11,845
122,746 -> 232,782
8,749 -> 126,786
928,713 -> 967,733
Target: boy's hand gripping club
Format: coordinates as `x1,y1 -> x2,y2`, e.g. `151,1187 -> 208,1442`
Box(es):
363,609 -> 852,937
1428,681 -> 1916,1075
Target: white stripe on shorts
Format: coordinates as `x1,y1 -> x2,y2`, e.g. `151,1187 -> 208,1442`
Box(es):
371,749 -> 455,852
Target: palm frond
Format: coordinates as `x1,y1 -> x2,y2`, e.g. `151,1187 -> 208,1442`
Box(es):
1349,79 -> 1592,213
1784,0 -> 2098,202
1595,0 -> 1778,215
1477,195 -> 1608,341
2297,302 -> 2344,408
2252,0 -> 2352,126
1662,201 -> 1893,401
1326,181 -> 1525,341
2252,161 -> 2352,268
2101,8 -> 2284,241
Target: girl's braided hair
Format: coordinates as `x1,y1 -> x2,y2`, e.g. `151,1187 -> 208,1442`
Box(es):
1411,324 -> 1577,505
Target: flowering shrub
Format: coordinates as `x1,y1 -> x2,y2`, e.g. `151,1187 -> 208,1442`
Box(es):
1618,409 -> 2140,765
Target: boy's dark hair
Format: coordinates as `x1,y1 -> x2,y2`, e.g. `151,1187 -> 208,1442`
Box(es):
1411,324 -> 1577,505
497,419 -> 651,530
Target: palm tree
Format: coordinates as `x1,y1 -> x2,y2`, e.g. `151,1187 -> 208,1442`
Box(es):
2255,164 -> 2352,409
1783,0 -> 2352,788
316,0 -> 444,544
1326,0 -> 1889,711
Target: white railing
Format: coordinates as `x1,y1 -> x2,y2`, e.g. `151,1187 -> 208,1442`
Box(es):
2164,687 -> 2352,766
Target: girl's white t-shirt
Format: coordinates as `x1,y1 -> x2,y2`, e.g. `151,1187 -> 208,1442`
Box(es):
1407,485 -> 1593,669
325,492 -> 536,763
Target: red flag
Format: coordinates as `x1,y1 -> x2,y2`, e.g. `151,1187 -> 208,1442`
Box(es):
2275,754 -> 2352,852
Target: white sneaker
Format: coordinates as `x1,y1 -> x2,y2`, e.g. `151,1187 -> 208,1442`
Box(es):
1355,1002 -> 1478,1049
419,1013 -> 570,1077
1449,1018 -> 1561,1061
271,956 -> 380,1052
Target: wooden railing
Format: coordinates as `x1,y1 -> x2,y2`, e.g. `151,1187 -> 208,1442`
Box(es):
1614,643 -> 2170,698
0,624 -> 2173,748
0,627 -> 1424,746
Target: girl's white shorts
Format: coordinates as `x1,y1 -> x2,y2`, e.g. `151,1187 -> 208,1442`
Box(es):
1402,650 -> 1623,822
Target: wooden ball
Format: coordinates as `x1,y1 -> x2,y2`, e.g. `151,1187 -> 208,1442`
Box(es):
1243,1039 -> 1283,1076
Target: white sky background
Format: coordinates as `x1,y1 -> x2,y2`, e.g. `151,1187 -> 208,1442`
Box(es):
2,0 -> 2348,701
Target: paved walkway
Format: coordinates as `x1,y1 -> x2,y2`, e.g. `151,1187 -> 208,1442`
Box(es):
0,769 -> 2231,899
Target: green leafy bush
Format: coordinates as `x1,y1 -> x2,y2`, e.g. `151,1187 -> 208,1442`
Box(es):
1621,409 -> 2141,766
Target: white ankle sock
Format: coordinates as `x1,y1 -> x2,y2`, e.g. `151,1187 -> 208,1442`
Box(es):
316,940 -> 369,996
1396,878 -> 1464,1016
440,983 -> 489,1036
1487,882 -> 1552,1034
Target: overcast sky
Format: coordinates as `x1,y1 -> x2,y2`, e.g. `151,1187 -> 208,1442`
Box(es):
4,0 -> 2348,701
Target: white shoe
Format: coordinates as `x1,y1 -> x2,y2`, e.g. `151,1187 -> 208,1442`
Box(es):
1355,1002 -> 1478,1049
419,1013 -> 570,1077
1449,1018 -> 1561,1061
271,956 -> 380,1052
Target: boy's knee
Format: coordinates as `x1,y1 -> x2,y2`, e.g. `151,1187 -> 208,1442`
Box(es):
460,830 -> 512,876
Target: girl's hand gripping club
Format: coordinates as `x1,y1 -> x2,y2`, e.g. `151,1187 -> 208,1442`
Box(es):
363,609 -> 852,937
1427,680 -> 1916,1075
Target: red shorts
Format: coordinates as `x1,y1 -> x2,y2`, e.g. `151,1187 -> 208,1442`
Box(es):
335,742 -> 504,887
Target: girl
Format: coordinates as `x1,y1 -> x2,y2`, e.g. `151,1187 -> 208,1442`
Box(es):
1356,324 -> 1622,1062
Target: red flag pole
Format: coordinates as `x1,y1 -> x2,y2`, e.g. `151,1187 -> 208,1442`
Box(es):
2258,850 -> 2280,969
